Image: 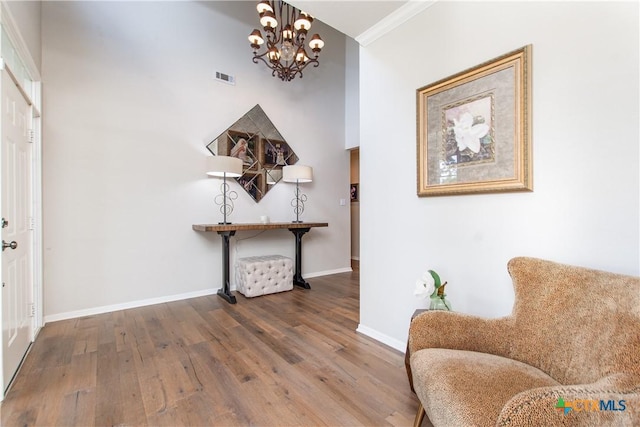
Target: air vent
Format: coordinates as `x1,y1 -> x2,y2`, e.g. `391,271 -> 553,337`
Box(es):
214,71 -> 235,85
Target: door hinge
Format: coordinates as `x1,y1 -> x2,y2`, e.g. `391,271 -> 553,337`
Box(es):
27,129 -> 35,143
29,303 -> 35,317
28,216 -> 35,230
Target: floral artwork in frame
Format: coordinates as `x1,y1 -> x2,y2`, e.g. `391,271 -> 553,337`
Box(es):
417,45 -> 533,196
443,95 -> 494,166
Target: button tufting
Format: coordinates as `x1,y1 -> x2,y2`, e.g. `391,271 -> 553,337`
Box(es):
235,255 -> 293,298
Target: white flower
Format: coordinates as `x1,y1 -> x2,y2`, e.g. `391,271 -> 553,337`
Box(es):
414,272 -> 436,299
452,112 -> 490,154
422,271 -> 436,286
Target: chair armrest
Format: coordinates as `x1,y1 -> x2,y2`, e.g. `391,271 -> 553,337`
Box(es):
408,311 -> 513,358
497,374 -> 640,426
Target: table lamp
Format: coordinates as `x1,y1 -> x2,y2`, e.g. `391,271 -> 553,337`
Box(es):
283,165 -> 313,223
206,155 -> 243,224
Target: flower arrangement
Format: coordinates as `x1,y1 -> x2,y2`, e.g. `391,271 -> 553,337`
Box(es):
414,269 -> 452,311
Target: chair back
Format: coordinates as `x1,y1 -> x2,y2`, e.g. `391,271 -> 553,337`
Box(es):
507,257 -> 640,385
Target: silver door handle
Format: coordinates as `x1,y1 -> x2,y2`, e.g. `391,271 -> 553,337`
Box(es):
2,240 -> 17,251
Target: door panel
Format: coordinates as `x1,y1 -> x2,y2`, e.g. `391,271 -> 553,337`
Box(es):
2,69 -> 32,392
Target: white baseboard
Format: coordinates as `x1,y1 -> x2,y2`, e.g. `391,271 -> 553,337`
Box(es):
304,267 -> 352,278
356,324 -> 406,353
43,268 -> 352,324
43,288 -> 217,323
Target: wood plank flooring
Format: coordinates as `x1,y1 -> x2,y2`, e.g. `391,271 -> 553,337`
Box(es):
0,267 -> 420,426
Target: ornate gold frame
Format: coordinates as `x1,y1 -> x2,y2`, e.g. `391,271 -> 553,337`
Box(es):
417,45 -> 533,197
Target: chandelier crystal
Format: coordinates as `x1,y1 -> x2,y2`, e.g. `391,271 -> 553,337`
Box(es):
248,1 -> 325,82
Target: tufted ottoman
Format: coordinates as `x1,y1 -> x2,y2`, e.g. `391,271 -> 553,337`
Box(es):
235,255 -> 294,297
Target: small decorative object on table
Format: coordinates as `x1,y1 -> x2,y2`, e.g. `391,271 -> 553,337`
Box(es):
414,269 -> 452,311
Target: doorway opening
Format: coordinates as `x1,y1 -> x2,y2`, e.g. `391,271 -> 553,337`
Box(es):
350,148 -> 359,271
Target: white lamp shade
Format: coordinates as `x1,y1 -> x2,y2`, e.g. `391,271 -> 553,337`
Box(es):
260,10 -> 278,28
206,155 -> 243,177
256,0 -> 273,13
283,165 -> 313,183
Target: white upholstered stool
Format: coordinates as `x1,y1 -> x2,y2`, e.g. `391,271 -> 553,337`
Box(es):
235,255 -> 293,298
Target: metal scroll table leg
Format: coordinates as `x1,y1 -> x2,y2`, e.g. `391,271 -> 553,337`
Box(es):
289,228 -> 311,289
217,230 -> 237,304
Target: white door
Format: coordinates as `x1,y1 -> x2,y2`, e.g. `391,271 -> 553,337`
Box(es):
1,68 -> 33,392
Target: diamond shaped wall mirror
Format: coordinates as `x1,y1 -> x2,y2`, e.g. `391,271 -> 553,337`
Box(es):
207,105 -> 299,202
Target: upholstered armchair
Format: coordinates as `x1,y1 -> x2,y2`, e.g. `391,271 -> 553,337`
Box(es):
408,257 -> 640,426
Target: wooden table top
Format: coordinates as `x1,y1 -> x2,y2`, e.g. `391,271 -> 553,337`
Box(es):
192,222 -> 328,232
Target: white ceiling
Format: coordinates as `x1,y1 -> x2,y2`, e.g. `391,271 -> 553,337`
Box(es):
287,1 -> 410,41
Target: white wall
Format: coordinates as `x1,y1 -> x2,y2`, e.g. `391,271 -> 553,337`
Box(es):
345,36 -> 359,149
359,1 -> 639,350
41,1 -> 350,320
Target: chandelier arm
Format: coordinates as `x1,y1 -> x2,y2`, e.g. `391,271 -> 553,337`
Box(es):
297,58 -> 319,73
253,51 -> 294,81
252,53 -> 319,76
252,51 -> 272,63
266,28 -> 279,46
252,53 -> 280,72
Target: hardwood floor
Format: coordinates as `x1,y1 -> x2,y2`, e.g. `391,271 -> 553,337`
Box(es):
0,269 -> 419,426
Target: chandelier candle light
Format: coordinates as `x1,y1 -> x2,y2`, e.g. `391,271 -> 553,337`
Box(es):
248,0 -> 324,81
283,165 -> 313,223
206,156 -> 243,224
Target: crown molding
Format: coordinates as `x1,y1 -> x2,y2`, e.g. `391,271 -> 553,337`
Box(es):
356,0 -> 437,47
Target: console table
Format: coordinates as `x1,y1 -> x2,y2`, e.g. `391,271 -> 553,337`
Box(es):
192,222 -> 328,304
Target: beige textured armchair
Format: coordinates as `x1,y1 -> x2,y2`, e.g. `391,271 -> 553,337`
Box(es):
408,257 -> 640,426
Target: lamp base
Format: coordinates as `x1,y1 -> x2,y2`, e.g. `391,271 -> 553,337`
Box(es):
218,221 -> 233,225
291,220 -> 303,223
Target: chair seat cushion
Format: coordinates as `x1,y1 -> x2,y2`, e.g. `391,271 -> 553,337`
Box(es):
411,348 -> 560,426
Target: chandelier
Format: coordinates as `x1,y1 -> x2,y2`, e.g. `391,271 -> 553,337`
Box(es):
248,1 -> 325,82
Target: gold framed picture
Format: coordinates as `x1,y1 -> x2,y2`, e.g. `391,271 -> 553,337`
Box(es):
417,45 -> 533,196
